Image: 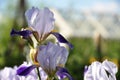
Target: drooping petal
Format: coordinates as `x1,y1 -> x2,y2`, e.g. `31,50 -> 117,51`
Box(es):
56,67 -> 73,80
51,32 -> 73,49
25,7 -> 55,37
10,29 -> 32,39
17,65 -> 36,76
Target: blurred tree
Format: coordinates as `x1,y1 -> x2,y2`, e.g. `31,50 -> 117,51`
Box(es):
4,0 -> 27,67
13,0 -> 27,28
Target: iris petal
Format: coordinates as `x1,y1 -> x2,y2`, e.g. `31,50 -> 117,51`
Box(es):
25,7 -> 55,38
25,7 -> 39,27
17,65 -> 36,76
10,29 -> 32,39
51,32 -> 73,49
56,67 -> 74,80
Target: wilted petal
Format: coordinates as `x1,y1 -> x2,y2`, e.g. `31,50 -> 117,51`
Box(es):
17,65 -> 36,76
10,29 -> 32,39
37,42 -> 69,75
25,7 -> 55,38
51,32 -> 73,49
56,67 -> 73,80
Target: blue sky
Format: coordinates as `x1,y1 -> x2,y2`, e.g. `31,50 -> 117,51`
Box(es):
0,0 -> 120,13
0,0 -> 119,8
28,0 -> 120,10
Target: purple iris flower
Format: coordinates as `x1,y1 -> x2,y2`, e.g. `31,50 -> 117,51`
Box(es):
25,7 -> 54,40
84,60 -> 118,80
10,7 -> 73,49
0,62 -> 39,80
56,67 -> 74,80
10,29 -> 32,39
17,42 -> 73,80
37,42 -> 68,75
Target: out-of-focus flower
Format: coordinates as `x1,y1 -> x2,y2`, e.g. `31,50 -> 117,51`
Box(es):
17,62 -> 47,80
10,7 -> 73,49
84,60 -> 118,80
0,62 -> 39,80
17,42 -> 73,80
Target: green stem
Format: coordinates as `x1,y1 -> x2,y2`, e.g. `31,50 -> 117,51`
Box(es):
36,67 -> 41,80
47,76 -> 59,80
47,77 -> 54,80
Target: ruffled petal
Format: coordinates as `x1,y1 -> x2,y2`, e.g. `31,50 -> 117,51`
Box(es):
17,65 -> 36,76
25,7 -> 39,27
102,60 -> 118,74
51,32 -> 73,49
37,42 -> 69,75
84,60 -> 118,80
56,67 -> 73,80
10,29 -> 32,39
25,7 -> 55,37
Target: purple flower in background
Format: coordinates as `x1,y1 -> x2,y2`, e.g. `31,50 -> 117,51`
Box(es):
10,7 -> 73,49
16,62 -> 47,80
17,42 -> 73,80
0,62 -> 40,80
84,60 -> 118,80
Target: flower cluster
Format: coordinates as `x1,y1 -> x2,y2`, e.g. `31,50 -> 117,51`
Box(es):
10,7 -> 73,80
0,6 -> 118,80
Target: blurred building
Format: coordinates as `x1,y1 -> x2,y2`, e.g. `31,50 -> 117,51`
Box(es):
52,8 -> 120,39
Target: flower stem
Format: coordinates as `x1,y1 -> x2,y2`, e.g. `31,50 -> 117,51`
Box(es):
47,76 -> 59,80
36,67 -> 41,80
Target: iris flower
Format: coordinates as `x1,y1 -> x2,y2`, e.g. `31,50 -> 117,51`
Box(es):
0,62 -> 39,80
10,7 -> 73,49
17,42 -> 73,80
84,60 -> 118,80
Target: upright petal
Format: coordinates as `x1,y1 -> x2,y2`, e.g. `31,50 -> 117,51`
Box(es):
25,7 -> 55,38
37,42 -> 69,75
25,7 -> 39,28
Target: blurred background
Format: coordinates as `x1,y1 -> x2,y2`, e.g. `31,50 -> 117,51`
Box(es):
0,0 -> 120,79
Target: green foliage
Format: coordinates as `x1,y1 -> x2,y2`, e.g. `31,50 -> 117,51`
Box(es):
66,37 -> 120,80
0,19 -> 120,79
0,18 -> 26,68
